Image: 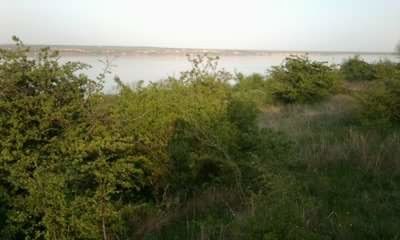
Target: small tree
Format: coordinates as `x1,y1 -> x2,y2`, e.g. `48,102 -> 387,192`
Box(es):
0,37 -> 151,240
0,36 -> 99,239
268,55 -> 342,104
358,74 -> 400,125
341,55 -> 377,81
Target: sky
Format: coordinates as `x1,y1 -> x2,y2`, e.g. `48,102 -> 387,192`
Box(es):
1,0 -> 399,52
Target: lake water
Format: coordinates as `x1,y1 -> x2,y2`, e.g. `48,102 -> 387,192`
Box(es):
60,53 -> 398,92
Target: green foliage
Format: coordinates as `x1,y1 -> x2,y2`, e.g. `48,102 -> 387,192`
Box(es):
268,55 -> 342,104
2,37 -> 400,240
0,40 -> 292,239
233,73 -> 272,106
0,37 -> 98,239
0,38 -> 154,239
373,60 -> 399,80
348,59 -> 400,125
228,175 -> 322,240
341,55 -> 377,81
256,97 -> 400,240
358,71 -> 400,125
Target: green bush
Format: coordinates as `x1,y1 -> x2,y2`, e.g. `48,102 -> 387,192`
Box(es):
0,37 -> 165,240
358,71 -> 400,125
5,37 -> 399,240
341,55 -> 377,81
0,37 -> 102,239
233,73 -> 272,106
373,60 -> 400,81
268,55 -> 342,104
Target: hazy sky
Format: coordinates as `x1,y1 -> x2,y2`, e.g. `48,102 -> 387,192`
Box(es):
1,0 -> 399,52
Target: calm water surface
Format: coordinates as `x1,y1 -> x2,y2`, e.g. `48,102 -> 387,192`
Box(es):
61,54 -> 398,92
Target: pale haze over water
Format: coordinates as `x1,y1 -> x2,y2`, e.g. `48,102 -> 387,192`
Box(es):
61,54 -> 398,92
2,0 -> 399,91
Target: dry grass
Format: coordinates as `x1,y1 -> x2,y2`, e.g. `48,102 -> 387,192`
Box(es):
298,129 -> 400,171
259,94 -> 358,135
124,187 -> 245,239
259,94 -> 400,171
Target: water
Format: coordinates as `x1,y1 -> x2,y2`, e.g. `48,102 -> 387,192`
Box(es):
60,53 -> 398,92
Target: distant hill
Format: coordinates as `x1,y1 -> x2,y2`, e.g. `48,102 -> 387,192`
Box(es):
0,44 -> 396,56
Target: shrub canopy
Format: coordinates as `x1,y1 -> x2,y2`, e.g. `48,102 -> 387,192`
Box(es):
268,55 -> 341,104
358,67 -> 400,124
0,40 -> 291,239
341,55 -> 376,81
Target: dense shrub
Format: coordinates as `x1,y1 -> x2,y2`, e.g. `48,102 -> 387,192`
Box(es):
341,55 -> 377,81
0,41 -> 291,239
233,73 -> 271,106
3,37 -> 398,240
1,37 -> 97,239
0,37 -> 159,239
268,55 -> 342,104
107,57 -> 295,238
358,71 -> 400,124
373,60 -> 400,81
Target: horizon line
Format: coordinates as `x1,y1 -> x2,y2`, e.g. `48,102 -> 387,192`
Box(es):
0,43 -> 397,55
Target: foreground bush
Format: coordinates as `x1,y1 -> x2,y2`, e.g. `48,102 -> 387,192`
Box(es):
0,41 -> 290,239
341,55 -> 377,81
268,55 -> 342,104
0,37 -> 109,239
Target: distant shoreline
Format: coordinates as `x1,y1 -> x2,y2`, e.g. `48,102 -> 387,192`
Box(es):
0,44 -> 396,57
